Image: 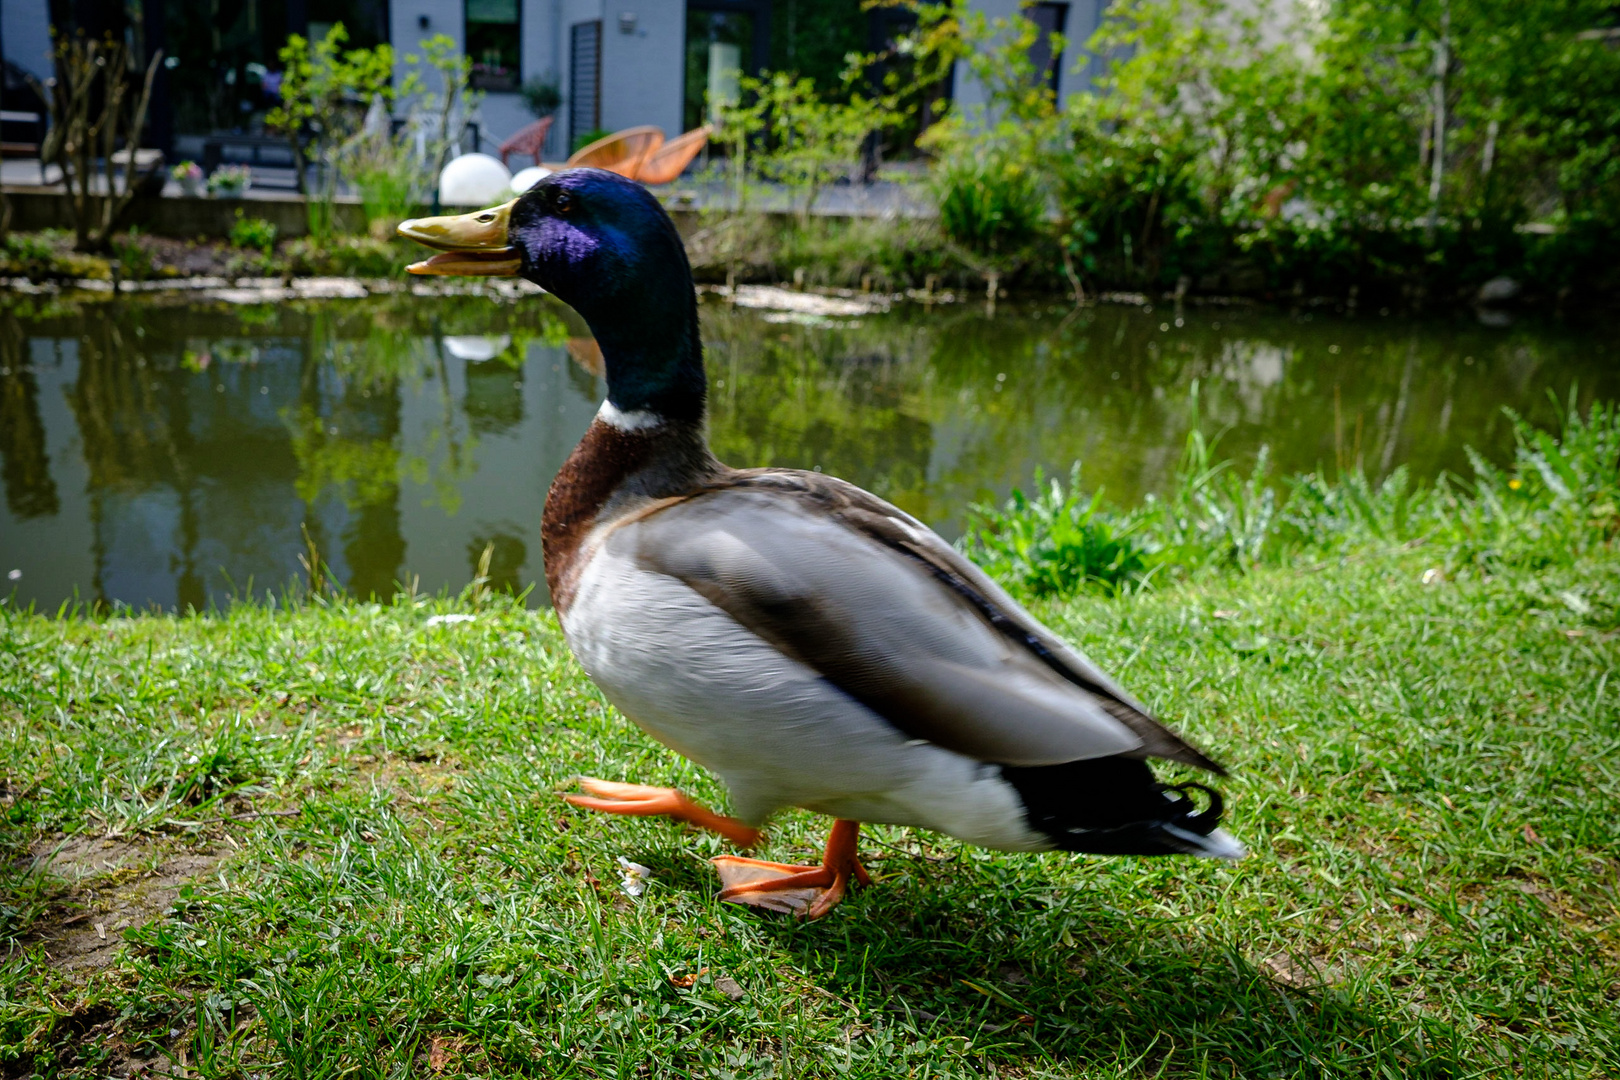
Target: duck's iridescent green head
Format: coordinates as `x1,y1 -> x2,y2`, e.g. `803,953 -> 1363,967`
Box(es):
399,168 -> 705,423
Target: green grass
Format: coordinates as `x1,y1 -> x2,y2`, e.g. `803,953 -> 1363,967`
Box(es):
2,530 -> 1617,1076
3,402 -> 1618,1076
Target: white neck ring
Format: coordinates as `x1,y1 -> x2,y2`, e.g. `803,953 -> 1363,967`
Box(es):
597,399 -> 666,432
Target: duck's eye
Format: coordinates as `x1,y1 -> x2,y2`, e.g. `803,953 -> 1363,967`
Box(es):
554,190 -> 574,214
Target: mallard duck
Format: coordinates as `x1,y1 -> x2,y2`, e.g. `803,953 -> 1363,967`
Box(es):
398,170 -> 1242,918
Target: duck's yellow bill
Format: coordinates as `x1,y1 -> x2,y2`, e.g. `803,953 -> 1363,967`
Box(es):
398,200 -> 520,276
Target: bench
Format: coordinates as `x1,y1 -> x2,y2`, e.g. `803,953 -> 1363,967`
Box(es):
201,134 -> 298,174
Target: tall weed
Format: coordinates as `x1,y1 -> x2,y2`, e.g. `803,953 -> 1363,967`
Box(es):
964,391 -> 1620,600
962,464 -> 1148,597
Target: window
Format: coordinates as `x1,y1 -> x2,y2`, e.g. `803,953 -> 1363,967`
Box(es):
684,7 -> 755,134
570,21 -> 602,147
467,0 -> 520,92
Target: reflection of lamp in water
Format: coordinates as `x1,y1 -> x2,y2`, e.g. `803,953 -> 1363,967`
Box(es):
707,43 -> 740,125
443,335 -> 512,362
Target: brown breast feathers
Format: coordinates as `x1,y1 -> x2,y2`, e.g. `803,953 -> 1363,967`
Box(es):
541,419 -> 657,613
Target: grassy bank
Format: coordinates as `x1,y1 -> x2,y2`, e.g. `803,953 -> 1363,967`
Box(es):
3,407 -> 1618,1078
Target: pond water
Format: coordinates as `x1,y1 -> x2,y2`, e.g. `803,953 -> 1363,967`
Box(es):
2,290 -> 1616,612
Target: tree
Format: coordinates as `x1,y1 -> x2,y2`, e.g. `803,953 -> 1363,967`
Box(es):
35,36 -> 162,253
265,24 -> 398,236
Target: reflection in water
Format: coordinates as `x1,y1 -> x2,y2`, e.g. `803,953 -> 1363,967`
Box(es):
0,314 -> 59,519
443,335 -> 513,362
465,357 -> 526,435
1,293 -> 1614,611
701,301 -> 1620,533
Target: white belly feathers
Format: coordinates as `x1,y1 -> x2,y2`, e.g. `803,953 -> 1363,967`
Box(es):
560,530 -> 1049,852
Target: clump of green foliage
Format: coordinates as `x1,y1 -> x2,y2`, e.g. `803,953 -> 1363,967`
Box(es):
964,392 -> 1620,597
963,463 -> 1148,596
904,0 -> 1620,303
518,74 -> 563,119
229,212 -> 279,255
742,72 -> 896,224
931,149 -> 1045,301
772,215 -> 955,291
681,208 -> 957,290
0,229 -> 151,282
703,56 -> 903,281
283,236 -> 417,278
267,26 -> 478,240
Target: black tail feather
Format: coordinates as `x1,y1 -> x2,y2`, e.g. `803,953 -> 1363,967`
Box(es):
999,757 -> 1232,857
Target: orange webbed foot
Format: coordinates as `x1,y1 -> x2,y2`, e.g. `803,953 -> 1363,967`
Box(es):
563,778 -> 761,848
712,819 -> 868,919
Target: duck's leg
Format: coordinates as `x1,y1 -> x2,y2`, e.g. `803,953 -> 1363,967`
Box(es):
712,819 -> 871,919
563,778 -> 761,848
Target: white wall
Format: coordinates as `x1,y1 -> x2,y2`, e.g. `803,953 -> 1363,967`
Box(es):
393,0 -> 685,159
388,0 -> 536,157
524,0 -> 568,156
392,0 -> 459,67
3,0 -> 53,82
599,1 -> 684,139
391,0 -> 464,118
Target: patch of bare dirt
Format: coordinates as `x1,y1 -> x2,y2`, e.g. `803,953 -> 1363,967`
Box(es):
1263,949 -> 1342,989
133,234 -> 238,277
25,834 -> 229,974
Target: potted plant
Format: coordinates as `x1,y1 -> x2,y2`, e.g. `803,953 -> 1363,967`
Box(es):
207,165 -> 252,198
170,160 -> 204,197
519,76 -> 562,120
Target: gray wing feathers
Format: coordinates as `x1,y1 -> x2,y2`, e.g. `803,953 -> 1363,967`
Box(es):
866,497 -> 1225,772
628,489 -> 1148,767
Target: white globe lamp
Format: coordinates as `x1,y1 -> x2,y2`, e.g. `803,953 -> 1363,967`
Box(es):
439,154 -> 513,207
510,165 -> 552,195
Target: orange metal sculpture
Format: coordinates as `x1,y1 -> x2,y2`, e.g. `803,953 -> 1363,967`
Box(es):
635,125 -> 712,186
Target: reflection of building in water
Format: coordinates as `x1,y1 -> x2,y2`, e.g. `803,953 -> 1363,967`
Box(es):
42,313 -> 407,609
0,298 -> 605,611
0,316 -> 59,519
393,336 -> 602,606
464,358 -> 527,436
291,359 -> 408,602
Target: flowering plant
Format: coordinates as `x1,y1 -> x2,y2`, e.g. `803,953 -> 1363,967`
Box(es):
207,165 -> 252,196
170,160 -> 203,182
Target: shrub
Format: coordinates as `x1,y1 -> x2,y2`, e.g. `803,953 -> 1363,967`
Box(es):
111,228 -> 159,280
962,465 -> 1149,597
519,75 -> 562,119
37,36 -> 162,253
229,211 -> 279,254
905,0 -> 1620,303
933,151 -> 1044,273
2,232 -> 57,271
